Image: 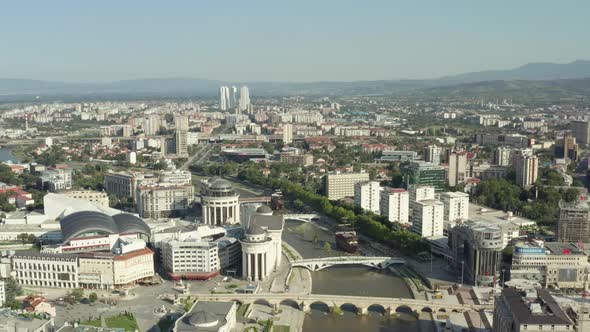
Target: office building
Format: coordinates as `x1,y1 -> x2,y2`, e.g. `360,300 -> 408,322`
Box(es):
239,86 -> 250,112
403,161 -> 446,192
240,208 -> 284,281
450,220 -> 503,286
439,191 -> 469,230
411,199 -> 444,238
475,133 -> 531,148
354,181 -> 381,214
40,168 -> 73,192
230,86 -> 238,109
557,134 -> 579,161
137,184 -> 194,219
380,188 -> 409,224
282,123 -> 293,144
448,151 -> 467,187
161,240 -> 220,280
493,146 -> 513,166
557,197 -> 590,243
323,172 -> 370,200
375,150 -> 418,163
493,288 -> 574,332
174,114 -> 189,157
104,171 -> 156,199
571,120 -> 590,145
423,145 -> 442,165
511,241 -> 589,289
59,190 -> 109,207
515,154 -> 538,188
201,178 -> 240,225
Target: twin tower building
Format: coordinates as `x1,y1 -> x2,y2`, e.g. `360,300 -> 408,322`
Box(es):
200,178 -> 283,281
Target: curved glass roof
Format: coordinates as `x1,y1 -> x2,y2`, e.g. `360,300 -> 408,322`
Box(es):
60,211 -> 151,243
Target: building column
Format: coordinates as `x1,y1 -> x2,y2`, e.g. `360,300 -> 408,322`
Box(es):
213,207 -> 218,226
263,253 -> 267,279
203,205 -> 208,224
253,253 -> 258,281
242,253 -> 248,279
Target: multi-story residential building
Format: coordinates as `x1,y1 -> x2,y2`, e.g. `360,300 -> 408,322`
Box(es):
493,146 -> 513,166
510,241 -> 589,289
469,162 -> 508,180
571,120 -> 590,145
354,181 -> 381,214
450,220 -> 503,286
380,188 -> 409,224
60,190 -> 109,207
411,199 -> 444,238
423,145 -> 442,165
557,197 -> 590,243
282,123 -> 293,144
0,280 -> 4,307
514,154 -> 538,188
137,184 -> 194,219
279,147 -> 313,167
104,170 -> 158,200
323,172 -> 370,200
403,161 -> 446,192
475,133 -> 531,148
439,192 -> 469,231
448,151 -> 467,187
39,168 -> 73,192
493,288 -> 574,332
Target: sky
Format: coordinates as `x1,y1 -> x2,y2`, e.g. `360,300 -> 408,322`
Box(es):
1,0 -> 589,82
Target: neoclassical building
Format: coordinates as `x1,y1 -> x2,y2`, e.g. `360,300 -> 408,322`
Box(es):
240,206 -> 284,281
201,179 -> 240,225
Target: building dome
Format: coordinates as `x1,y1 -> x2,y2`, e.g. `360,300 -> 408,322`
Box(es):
204,178 -> 236,197
187,310 -> 219,327
256,205 -> 273,214
246,223 -> 265,236
59,211 -> 151,243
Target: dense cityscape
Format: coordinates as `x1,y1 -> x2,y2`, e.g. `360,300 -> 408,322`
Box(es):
2,2 -> 590,332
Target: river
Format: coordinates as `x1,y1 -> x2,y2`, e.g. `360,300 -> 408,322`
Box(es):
0,146 -> 19,162
283,219 -> 431,332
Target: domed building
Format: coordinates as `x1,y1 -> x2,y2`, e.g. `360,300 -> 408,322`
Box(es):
200,178 -> 240,226
240,205 -> 284,281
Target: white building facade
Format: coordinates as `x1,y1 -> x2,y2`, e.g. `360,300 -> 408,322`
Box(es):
354,181 -> 381,214
379,188 -> 409,224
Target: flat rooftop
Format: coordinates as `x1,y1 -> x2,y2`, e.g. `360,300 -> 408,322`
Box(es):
469,203 -> 536,228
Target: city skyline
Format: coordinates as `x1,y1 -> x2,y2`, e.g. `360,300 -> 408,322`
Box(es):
1,1 -> 589,82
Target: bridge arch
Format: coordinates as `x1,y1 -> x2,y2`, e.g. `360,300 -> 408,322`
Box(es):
438,308 -> 447,313
309,301 -> 330,313
279,299 -> 300,310
231,299 -> 244,306
340,303 -> 359,314
420,307 -> 433,313
367,304 -> 386,314
254,299 -> 273,307
395,305 -> 415,315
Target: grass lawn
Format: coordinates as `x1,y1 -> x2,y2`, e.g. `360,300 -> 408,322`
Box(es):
237,303 -> 250,318
273,326 -> 290,332
105,314 -> 140,331
80,319 -> 102,327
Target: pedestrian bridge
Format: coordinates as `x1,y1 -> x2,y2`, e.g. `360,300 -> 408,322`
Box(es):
283,214 -> 321,222
291,256 -> 405,271
188,293 -> 490,315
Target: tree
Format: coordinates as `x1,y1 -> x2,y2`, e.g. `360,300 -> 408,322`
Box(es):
88,292 -> 98,303
323,242 -> 332,253
563,187 -> 579,203
68,288 -> 84,303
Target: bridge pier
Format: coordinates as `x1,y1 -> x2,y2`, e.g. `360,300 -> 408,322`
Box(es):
357,306 -> 367,315
301,302 -> 310,312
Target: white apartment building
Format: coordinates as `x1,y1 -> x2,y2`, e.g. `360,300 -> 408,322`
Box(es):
282,123 -> 293,144
161,240 -> 220,279
40,169 -> 73,192
515,154 -> 539,188
60,190 -> 109,207
324,172 -> 370,200
493,146 -> 513,166
354,181 -> 381,214
0,280 -> 5,307
409,184 -> 435,217
380,188 -> 409,224
411,199 -> 444,238
439,191 -> 469,230
137,184 -> 195,219
424,145 -> 442,165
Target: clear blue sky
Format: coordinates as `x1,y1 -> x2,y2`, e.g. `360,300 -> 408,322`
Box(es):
1,0 -> 589,82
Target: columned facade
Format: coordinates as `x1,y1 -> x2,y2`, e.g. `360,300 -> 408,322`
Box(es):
240,225 -> 273,281
200,179 -> 240,225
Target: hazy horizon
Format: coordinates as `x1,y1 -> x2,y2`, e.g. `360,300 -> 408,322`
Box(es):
1,1 -> 589,82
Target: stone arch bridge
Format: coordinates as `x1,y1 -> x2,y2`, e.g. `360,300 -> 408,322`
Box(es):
189,293 -> 491,315
291,256 -> 405,271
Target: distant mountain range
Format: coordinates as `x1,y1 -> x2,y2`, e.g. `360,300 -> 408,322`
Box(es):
1,60 -> 590,98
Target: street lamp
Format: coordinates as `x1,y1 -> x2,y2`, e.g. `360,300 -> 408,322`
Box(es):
460,261 -> 464,286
